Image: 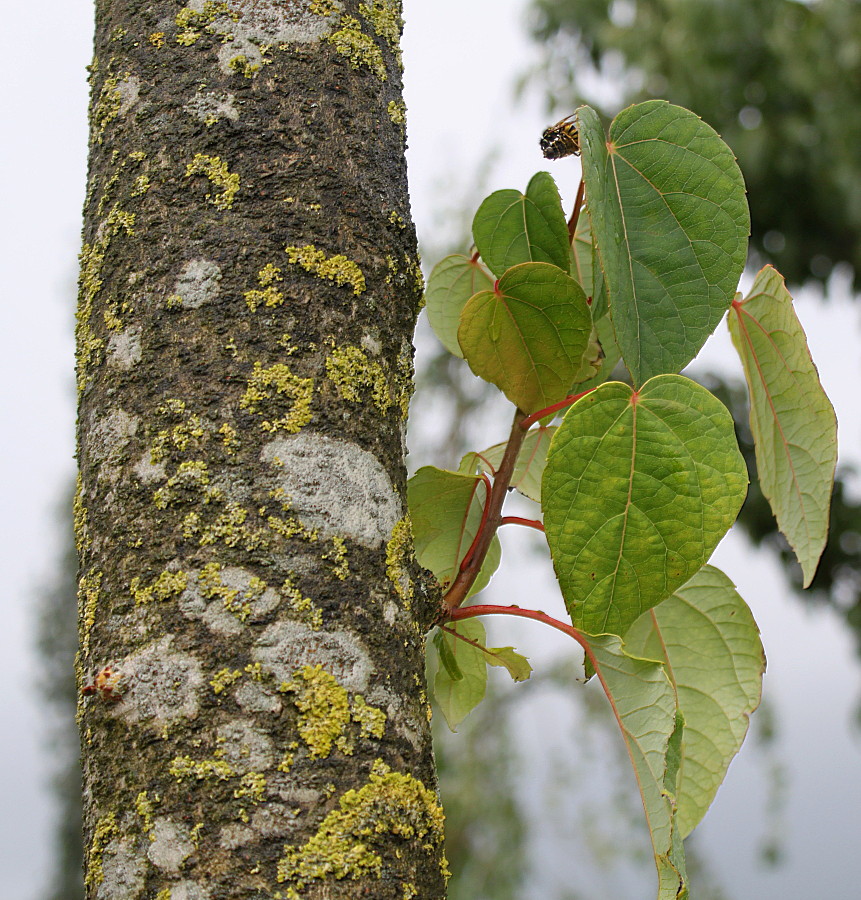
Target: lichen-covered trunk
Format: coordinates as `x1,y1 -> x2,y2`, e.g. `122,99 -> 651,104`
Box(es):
75,2 -> 446,898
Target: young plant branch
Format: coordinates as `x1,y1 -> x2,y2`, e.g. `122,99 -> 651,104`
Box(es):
443,409 -> 528,611
500,516 -> 544,532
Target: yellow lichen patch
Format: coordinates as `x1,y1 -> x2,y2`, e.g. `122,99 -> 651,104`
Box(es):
325,345 -> 393,414
244,264 -> 285,311
388,99 -> 406,127
360,0 -> 403,63
135,791 -> 156,837
77,204 -> 136,393
310,0 -> 340,15
396,344 -> 415,419
184,502 -> 270,551
130,174 -> 151,197
234,772 -> 267,803
240,362 -> 314,434
74,475 -> 91,557
150,401 -> 207,463
228,53 -> 266,78
153,460 -> 211,509
185,154 -> 240,209
169,755 -> 235,782
276,760 -> 446,889
198,562 -> 266,622
385,516 -> 414,605
130,569 -> 188,605
155,889 -> 172,900
284,665 -> 351,759
285,244 -> 366,296
92,74 -> 125,144
322,536 -> 350,581
78,570 -> 102,658
175,2 -> 235,46
211,667 -> 243,695
282,575 -> 323,628
350,695 -> 386,739
328,16 -> 387,80
85,812 -> 118,890
149,32 -> 165,47
277,749 -> 294,773
388,210 -> 406,229
219,422 -> 240,453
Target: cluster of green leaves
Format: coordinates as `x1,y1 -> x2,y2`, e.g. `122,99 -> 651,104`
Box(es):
414,100 -> 837,899
529,0 -> 861,289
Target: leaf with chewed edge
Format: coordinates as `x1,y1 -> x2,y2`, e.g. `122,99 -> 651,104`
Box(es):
728,265 -> 837,586
578,101 -> 749,385
625,565 -> 765,836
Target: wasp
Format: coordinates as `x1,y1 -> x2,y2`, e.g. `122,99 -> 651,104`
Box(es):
540,113 -> 580,160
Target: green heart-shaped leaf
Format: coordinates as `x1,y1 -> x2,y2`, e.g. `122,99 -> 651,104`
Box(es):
472,171 -> 570,277
625,565 -> 765,837
458,262 -> 592,415
728,265 -> 837,586
542,375 -> 747,636
425,254 -> 494,358
407,466 -> 501,597
578,101 -> 749,384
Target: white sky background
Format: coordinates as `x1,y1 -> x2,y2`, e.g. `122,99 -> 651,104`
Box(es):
1,1 -> 860,898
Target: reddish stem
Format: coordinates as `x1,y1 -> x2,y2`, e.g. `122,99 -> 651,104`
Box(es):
471,249 -> 480,263
449,603 -> 591,654
459,474 -> 493,572
520,389 -> 594,430
444,409 -> 528,611
567,178 -> 586,243
500,516 -> 544,532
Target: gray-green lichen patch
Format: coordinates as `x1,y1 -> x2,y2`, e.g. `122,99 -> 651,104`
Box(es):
180,565 -> 280,635
134,451 -> 167,485
167,882 -> 210,900
261,434 -> 399,548
147,817 -> 195,873
106,326 -> 142,369
97,836 -> 146,900
113,637 -> 204,726
185,90 -> 240,124
235,679 -> 282,714
253,620 -> 373,694
223,0 -> 343,43
86,409 -> 140,482
216,719 -> 276,773
170,258 -> 222,308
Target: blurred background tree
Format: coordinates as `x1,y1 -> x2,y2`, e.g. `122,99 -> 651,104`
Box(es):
527,0 -> 861,287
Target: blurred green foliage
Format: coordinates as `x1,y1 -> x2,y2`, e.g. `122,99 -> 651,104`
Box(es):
528,0 -> 861,288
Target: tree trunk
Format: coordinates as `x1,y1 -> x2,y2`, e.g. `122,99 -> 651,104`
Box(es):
75,2 -> 446,898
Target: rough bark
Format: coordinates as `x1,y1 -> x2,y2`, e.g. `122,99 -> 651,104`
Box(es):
75,2 -> 446,898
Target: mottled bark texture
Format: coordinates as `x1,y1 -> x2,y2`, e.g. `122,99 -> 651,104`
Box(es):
75,2 -> 446,898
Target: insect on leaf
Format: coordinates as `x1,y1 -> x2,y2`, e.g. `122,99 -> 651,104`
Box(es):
578,101 -> 749,384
